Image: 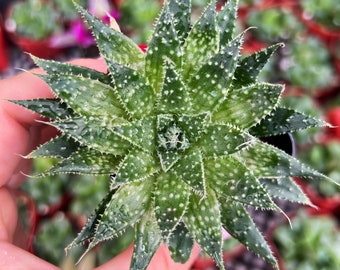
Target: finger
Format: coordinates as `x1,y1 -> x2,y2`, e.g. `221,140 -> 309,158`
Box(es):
5,125 -> 58,188
0,70 -> 53,126
0,242 -> 59,270
96,243 -> 200,270
0,188 -> 17,243
0,108 -> 33,187
95,244 -> 133,270
148,243 -> 201,270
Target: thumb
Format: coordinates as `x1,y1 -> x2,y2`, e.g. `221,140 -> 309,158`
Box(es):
96,243 -> 200,270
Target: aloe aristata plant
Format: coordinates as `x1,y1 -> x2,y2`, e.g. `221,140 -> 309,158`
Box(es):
13,0 -> 334,269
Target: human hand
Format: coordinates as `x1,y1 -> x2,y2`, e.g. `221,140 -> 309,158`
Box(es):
0,59 -> 200,269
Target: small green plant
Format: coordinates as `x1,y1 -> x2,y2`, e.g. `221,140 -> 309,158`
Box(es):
246,7 -> 304,42
11,0 -> 61,40
119,0 -> 161,43
53,0 -> 87,21
245,6 -> 335,93
283,37 -> 334,92
13,0 -> 335,269
274,210 -> 340,270
299,142 -> 340,197
301,0 -> 340,30
9,0 -> 87,40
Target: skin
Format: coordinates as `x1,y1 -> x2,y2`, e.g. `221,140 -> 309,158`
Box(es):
0,58 -> 200,269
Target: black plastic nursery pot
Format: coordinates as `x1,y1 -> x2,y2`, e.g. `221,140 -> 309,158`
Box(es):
261,133 -> 296,156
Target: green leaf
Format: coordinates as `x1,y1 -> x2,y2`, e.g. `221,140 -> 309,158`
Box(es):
28,134 -> 80,158
107,62 -> 155,118
85,179 -> 153,253
113,117 -> 156,153
131,209 -> 162,270
198,123 -> 253,157
32,55 -> 111,84
183,188 -> 225,270
44,148 -> 120,175
205,156 -> 276,209
172,149 -> 206,194
154,172 -> 191,240
168,222 -> 194,263
177,113 -> 208,143
157,151 -> 182,172
260,177 -> 311,205
249,107 -> 328,137
217,0 -> 238,47
113,149 -> 159,186
213,83 -> 283,129
76,3 -> 144,69
182,0 -> 219,80
10,98 -> 72,119
145,3 -> 181,94
168,0 -> 191,43
66,189 -> 116,249
188,34 -> 243,112
233,43 -> 283,87
157,63 -> 191,114
42,74 -> 125,120
219,200 -> 278,268
239,140 -> 330,181
50,117 -> 131,155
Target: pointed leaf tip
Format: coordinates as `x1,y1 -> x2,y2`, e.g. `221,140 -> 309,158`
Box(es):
131,209 -> 162,270
182,0 -> 219,79
234,43 -> 284,87
250,107 -> 328,137
146,2 -> 181,95
76,3 -> 144,69
217,0 -> 239,46
220,200 -> 278,267
154,172 -> 190,240
183,188 -> 225,270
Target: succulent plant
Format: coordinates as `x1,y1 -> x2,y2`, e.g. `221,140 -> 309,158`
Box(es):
274,211 -> 340,270
10,0 -> 61,40
12,0 -> 334,269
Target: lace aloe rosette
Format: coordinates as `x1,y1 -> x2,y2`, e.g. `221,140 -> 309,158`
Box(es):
13,0 -> 334,269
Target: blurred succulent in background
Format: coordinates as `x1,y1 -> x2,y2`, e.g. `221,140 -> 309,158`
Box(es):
274,211 -> 340,270
282,37 -> 335,92
9,0 -> 63,40
298,142 -> 340,198
246,7 -> 304,42
301,0 -> 340,30
118,0 -> 161,44
6,0 -> 119,48
245,6 -> 335,93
